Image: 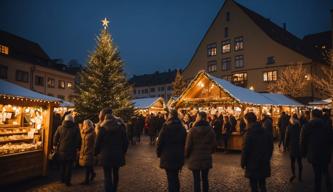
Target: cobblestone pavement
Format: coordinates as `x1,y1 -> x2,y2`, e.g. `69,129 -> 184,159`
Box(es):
4,137 -> 333,192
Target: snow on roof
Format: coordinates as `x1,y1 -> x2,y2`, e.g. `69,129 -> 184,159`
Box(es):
207,73 -> 274,105
0,79 -> 61,102
133,97 -> 164,109
308,98 -> 332,105
261,93 -> 303,107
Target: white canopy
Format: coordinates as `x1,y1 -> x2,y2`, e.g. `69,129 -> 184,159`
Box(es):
133,97 -> 164,109
261,93 -> 303,107
0,79 -> 61,102
308,98 -> 332,105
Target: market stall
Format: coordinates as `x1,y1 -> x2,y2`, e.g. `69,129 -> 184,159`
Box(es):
133,97 -> 166,115
308,98 -> 332,109
173,71 -> 303,150
0,80 -> 60,185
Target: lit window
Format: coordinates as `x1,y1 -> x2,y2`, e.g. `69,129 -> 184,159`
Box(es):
224,27 -> 229,38
234,37 -> 244,51
221,57 -> 231,71
67,82 -> 73,89
48,78 -> 55,88
35,75 -> 44,86
207,43 -> 217,56
235,55 -> 244,68
226,12 -> 230,22
222,40 -> 231,54
0,65 -> 8,79
15,70 -> 29,82
207,60 -> 217,72
267,56 -> 275,64
58,80 -> 65,89
232,73 -> 247,87
263,71 -> 278,82
0,45 -> 9,55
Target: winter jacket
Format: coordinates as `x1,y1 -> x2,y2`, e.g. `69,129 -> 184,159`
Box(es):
212,118 -> 222,141
285,121 -> 301,158
156,118 -> 187,170
95,116 -> 129,167
241,122 -> 273,179
261,117 -> 273,139
185,120 -> 217,170
301,118 -> 333,165
79,125 -> 96,166
53,120 -> 81,161
278,114 -> 289,134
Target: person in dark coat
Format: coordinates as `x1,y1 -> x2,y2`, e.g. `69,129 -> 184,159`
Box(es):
322,109 -> 332,130
79,119 -> 96,185
156,110 -> 187,192
222,116 -> 232,152
285,114 -> 302,182
229,114 -> 237,132
185,111 -> 217,192
278,112 -> 290,151
127,116 -> 136,145
148,114 -> 158,145
301,109 -> 333,192
53,114 -> 81,186
136,115 -> 145,143
241,112 -> 273,192
211,114 -> 222,147
95,108 -> 129,192
261,114 -> 273,139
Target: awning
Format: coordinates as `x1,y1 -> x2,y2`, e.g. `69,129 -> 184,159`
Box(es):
0,79 -> 61,103
132,97 -> 165,109
261,93 -> 303,107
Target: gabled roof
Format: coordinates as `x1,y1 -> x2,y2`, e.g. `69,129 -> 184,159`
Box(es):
175,71 -> 303,107
129,70 -> 177,87
234,1 -> 323,62
303,31 -> 332,49
0,79 -> 61,103
132,97 -> 165,109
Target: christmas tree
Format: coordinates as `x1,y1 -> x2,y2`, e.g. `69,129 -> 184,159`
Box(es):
172,70 -> 187,97
75,18 -> 134,121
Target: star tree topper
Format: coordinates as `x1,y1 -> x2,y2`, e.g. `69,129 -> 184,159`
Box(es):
101,17 -> 109,29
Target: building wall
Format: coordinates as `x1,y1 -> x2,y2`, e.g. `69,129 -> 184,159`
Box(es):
182,0 -> 315,97
0,55 -> 75,101
133,83 -> 173,101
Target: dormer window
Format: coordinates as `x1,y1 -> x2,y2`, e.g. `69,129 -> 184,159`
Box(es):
0,45 -> 9,55
226,12 -> 230,21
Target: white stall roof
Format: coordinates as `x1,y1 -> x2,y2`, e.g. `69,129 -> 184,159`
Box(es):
261,93 -> 303,107
133,97 -> 164,109
308,98 -> 332,105
0,79 -> 61,102
207,74 -> 274,105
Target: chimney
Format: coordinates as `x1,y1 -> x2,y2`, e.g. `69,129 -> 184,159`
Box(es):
283,22 -> 287,31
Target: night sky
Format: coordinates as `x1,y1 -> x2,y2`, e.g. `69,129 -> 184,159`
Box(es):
1,0 -> 332,76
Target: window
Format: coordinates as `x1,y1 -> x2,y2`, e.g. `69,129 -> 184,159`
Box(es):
267,56 -> 275,64
224,27 -> 229,38
47,78 -> 55,88
15,70 -> 29,82
0,45 -> 9,55
160,87 -> 165,92
67,82 -> 73,89
222,40 -> 231,54
234,36 -> 244,51
133,89 -> 137,94
0,65 -> 8,79
35,75 -> 44,86
232,73 -> 247,87
58,80 -> 65,89
144,89 -> 148,94
167,86 -> 172,91
221,57 -> 231,71
150,88 -> 155,92
226,12 -> 230,21
57,95 -> 65,100
207,43 -> 217,56
263,71 -> 278,82
222,75 -> 232,82
235,55 -> 244,68
207,60 -> 217,72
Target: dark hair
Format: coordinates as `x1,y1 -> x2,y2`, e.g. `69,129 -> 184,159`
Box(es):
198,111 -> 207,120
245,112 -> 257,123
311,109 -> 322,118
292,113 -> 298,119
169,109 -> 178,118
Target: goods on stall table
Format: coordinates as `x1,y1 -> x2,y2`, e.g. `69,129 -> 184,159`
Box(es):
0,141 -> 42,155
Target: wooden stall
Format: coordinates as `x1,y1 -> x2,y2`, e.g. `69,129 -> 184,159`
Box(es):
0,80 -> 60,185
133,97 -> 166,115
173,71 -> 302,151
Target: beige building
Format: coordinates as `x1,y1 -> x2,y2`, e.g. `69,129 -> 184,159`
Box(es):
0,30 -> 78,101
182,0 -> 331,100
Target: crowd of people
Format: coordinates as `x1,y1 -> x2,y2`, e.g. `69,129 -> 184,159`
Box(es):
50,107 -> 333,192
